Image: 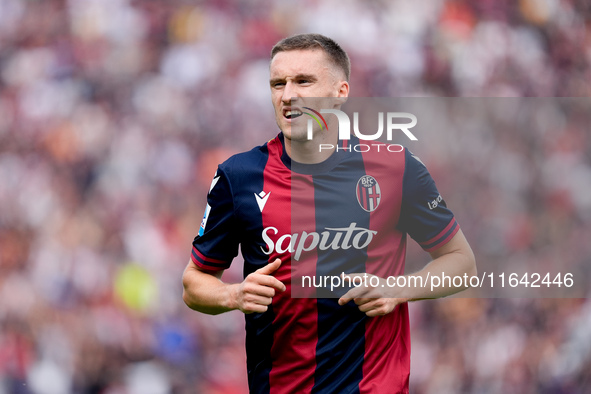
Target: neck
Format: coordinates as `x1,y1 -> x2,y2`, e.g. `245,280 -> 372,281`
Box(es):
284,130 -> 338,164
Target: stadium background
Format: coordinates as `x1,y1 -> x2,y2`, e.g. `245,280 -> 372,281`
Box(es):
0,0 -> 590,392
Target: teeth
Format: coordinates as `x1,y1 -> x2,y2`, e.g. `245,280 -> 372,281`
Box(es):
285,110 -> 302,118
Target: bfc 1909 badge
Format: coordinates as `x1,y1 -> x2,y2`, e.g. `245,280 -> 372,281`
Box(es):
356,175 -> 381,212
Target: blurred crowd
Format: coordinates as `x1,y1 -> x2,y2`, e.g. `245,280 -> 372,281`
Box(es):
0,0 -> 590,393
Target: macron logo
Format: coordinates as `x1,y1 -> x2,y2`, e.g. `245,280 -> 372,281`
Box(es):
255,191 -> 271,212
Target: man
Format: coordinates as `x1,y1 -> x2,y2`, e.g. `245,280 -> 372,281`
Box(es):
183,33 -> 476,393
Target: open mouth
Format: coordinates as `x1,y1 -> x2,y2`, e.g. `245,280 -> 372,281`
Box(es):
284,108 -> 303,119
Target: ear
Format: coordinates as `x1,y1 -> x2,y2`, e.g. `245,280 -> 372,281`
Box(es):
333,80 -> 349,106
337,80 -> 349,98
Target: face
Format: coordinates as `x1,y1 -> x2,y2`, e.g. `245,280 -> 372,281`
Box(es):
269,49 -> 349,141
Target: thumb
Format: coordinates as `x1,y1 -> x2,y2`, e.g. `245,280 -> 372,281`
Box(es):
255,258 -> 282,275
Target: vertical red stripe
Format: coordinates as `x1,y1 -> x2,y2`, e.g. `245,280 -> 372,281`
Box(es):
359,147 -> 410,393
264,137 -> 318,394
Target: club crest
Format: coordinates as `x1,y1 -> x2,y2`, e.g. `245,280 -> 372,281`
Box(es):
356,175 -> 381,212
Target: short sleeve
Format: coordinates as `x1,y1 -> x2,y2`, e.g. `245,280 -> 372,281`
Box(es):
191,167 -> 239,272
397,149 -> 459,252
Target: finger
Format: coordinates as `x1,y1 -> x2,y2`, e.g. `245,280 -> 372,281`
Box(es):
365,307 -> 390,317
356,299 -> 381,312
338,291 -> 353,306
242,303 -> 269,314
338,289 -> 362,305
353,297 -> 374,306
363,299 -> 402,316
243,294 -> 274,306
338,285 -> 373,305
243,282 -> 276,298
250,274 -> 286,292
255,258 -> 282,276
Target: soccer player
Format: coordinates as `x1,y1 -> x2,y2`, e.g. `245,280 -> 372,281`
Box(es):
182,33 -> 476,393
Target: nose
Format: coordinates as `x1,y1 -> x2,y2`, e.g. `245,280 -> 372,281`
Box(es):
281,81 -> 297,104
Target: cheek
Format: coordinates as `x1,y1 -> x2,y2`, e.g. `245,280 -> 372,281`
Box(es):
316,82 -> 335,95
272,92 -> 283,105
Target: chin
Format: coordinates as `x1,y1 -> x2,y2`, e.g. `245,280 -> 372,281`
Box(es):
283,130 -> 312,143
279,125 -> 291,138
281,123 -> 311,142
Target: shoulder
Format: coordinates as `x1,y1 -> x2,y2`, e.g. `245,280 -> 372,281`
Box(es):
218,135 -> 279,179
401,148 -> 435,194
402,148 -> 427,173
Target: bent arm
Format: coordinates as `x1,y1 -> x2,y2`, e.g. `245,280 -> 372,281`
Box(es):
182,258 -> 286,315
182,262 -> 238,315
338,229 -> 476,316
403,228 -> 477,301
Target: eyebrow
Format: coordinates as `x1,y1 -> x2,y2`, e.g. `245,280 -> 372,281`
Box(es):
270,73 -> 318,86
269,78 -> 284,86
293,73 -> 317,81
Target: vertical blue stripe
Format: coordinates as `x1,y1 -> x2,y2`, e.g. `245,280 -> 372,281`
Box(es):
311,147 -> 369,393
239,143 -> 274,394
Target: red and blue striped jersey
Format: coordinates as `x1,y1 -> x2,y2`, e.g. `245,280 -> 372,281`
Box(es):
191,133 -> 459,394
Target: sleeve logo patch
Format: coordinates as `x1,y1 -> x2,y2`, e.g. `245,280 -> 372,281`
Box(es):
198,204 -> 211,236
428,194 -> 443,210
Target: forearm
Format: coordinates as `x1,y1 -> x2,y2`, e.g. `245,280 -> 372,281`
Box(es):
182,262 -> 239,315
402,249 -> 476,302
337,230 -> 476,316
399,230 -> 477,302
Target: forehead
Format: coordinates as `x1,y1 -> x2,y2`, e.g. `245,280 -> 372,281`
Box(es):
270,49 -> 333,78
